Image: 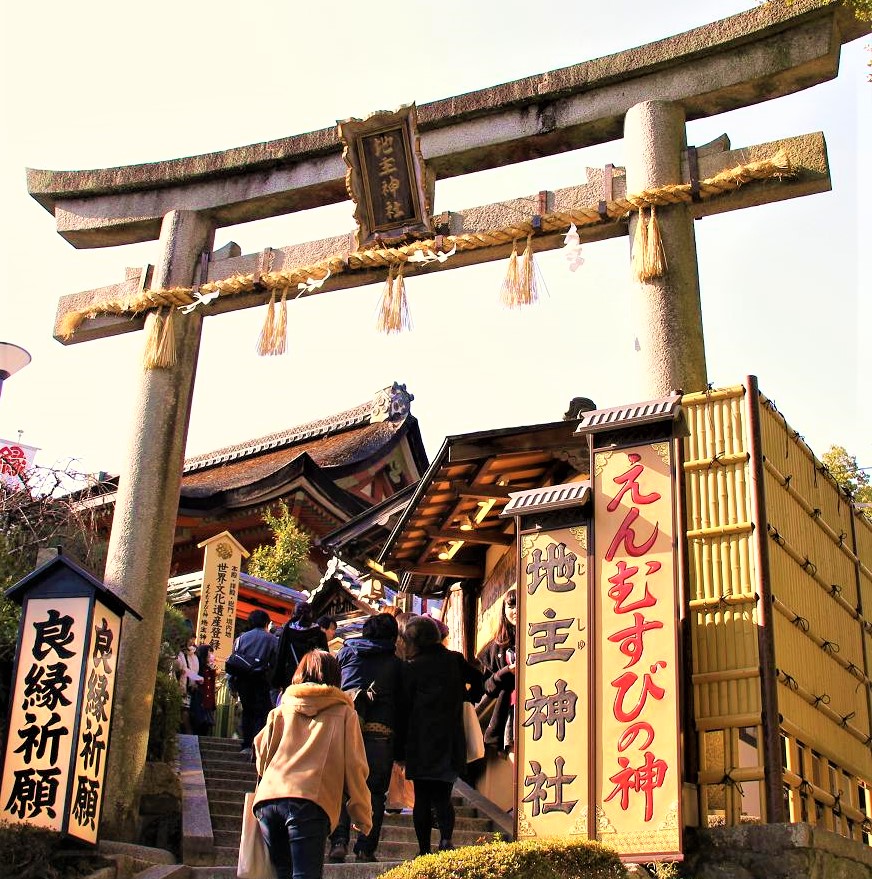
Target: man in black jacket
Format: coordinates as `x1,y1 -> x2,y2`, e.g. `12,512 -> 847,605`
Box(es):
328,613 -> 403,863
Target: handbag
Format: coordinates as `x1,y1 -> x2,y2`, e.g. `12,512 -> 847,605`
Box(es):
463,700 -> 486,762
226,651 -> 267,678
237,791 -> 275,879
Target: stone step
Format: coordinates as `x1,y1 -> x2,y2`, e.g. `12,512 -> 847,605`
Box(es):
202,767 -> 259,783
202,751 -> 257,765
207,794 -> 250,814
207,792 -> 479,822
202,758 -> 257,772
206,781 -> 255,803
209,808 -> 492,837
379,824 -> 491,845
212,822 -> 488,852
191,861 -> 402,878
382,812 -> 492,831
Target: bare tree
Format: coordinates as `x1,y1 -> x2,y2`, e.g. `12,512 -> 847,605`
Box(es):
0,461 -> 113,656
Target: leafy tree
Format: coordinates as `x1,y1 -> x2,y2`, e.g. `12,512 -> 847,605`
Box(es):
821,445 -> 872,518
247,501 -> 312,588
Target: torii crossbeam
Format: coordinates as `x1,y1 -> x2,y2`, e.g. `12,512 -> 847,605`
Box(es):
26,0 -> 868,839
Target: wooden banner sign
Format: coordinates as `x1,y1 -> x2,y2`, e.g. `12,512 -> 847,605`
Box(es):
516,524 -> 591,840
338,104 -> 432,247
592,442 -> 682,859
195,531 -> 249,667
0,552 -> 137,843
67,602 -> 122,843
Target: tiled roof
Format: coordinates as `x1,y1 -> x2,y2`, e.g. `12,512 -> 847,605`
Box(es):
184,399 -> 375,473
180,420 -> 407,498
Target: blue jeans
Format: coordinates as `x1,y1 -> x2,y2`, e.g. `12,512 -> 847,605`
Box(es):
330,732 -> 393,855
255,798 -> 330,879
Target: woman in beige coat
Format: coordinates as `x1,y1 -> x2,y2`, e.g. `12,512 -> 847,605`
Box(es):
253,650 -> 372,879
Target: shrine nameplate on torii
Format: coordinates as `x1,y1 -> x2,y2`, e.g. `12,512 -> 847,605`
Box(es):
24,1 -> 869,838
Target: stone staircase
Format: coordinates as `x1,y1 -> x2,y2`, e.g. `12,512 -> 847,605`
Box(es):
190,736 -> 504,878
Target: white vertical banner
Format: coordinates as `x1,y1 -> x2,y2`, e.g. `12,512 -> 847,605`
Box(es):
195,531 -> 250,668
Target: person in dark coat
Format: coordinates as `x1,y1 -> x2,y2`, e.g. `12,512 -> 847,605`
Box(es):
476,588 -> 517,753
397,616 -> 484,855
328,613 -> 403,863
231,609 -> 278,755
272,602 -> 328,695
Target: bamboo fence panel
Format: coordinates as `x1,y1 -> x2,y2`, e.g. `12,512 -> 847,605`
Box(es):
683,386 -> 765,826
754,392 -> 872,843
681,384 -> 872,840
782,723 -> 872,840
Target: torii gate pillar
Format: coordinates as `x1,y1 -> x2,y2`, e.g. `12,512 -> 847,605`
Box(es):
101,210 -> 213,839
625,100 -> 708,396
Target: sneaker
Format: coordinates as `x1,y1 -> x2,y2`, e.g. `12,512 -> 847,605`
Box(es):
438,839 -> 454,851
238,747 -> 252,760
328,843 -> 347,863
355,851 -> 377,863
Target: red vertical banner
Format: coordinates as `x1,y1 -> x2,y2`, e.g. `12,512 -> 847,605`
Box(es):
515,525 -> 590,839
593,442 -> 682,858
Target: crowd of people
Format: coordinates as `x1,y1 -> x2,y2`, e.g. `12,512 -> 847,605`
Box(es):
173,595 -> 516,879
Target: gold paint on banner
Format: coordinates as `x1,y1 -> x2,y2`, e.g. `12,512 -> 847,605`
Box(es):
520,534 -> 537,560
594,450 -> 613,478
651,442 -> 671,466
569,526 -> 588,551
517,807 -> 537,838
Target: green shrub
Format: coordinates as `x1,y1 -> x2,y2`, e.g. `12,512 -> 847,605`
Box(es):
148,667 -> 183,762
379,838 -> 625,879
0,820 -> 111,879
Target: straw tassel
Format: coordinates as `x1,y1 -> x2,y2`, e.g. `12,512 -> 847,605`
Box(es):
257,290 -> 276,355
143,307 -> 177,369
519,234 -> 539,307
645,205 -> 667,278
376,263 -> 412,334
272,288 -> 288,355
631,208 -> 649,281
499,240 -> 521,308
155,307 -> 177,368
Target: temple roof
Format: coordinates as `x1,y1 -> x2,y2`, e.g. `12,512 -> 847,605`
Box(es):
177,382 -> 426,511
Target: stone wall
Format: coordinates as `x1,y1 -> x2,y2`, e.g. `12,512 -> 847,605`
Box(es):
682,823 -> 872,879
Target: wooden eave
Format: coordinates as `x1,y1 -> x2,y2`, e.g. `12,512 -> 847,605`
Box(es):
308,576 -> 379,619
379,420 -> 587,595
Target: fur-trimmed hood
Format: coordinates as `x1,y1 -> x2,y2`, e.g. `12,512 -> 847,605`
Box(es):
280,682 -> 353,717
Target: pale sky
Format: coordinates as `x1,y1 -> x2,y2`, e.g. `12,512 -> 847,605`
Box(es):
0,1 -> 868,481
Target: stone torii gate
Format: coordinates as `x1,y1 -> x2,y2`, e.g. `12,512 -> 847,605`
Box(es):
27,1 -> 867,839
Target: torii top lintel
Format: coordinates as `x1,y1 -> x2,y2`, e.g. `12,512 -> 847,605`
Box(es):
27,1 -> 867,249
